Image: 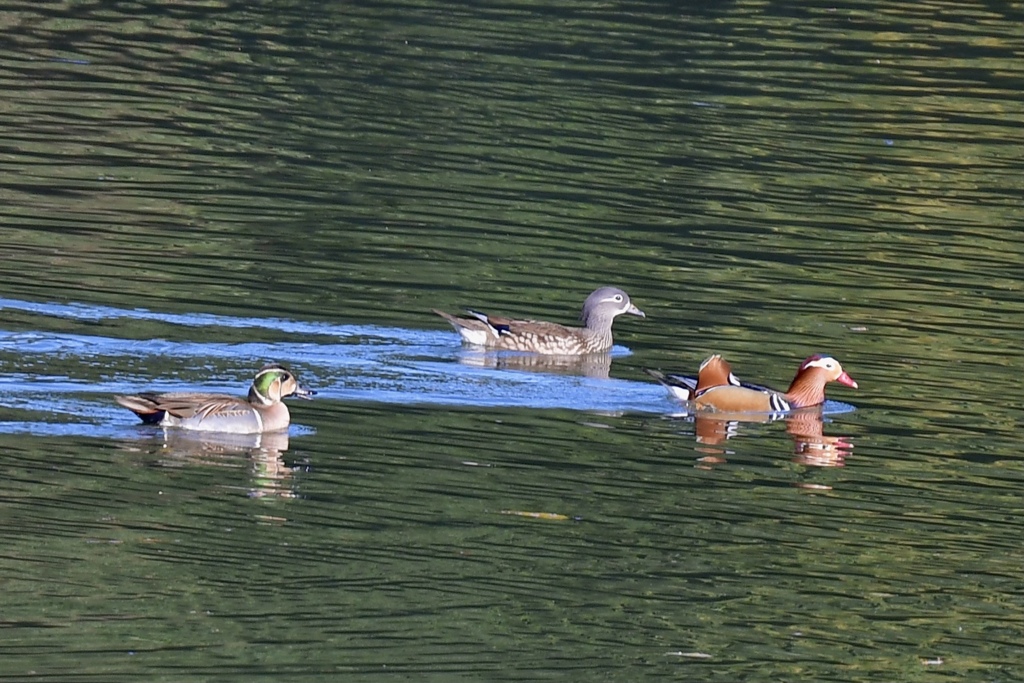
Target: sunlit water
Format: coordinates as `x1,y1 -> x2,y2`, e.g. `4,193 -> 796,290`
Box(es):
1,1 -> 1023,681
0,296 -> 856,429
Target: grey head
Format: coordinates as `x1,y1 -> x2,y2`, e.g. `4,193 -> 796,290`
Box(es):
580,287 -> 645,331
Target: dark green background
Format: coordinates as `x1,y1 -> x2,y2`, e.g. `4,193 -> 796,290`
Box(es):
0,1 -> 1022,680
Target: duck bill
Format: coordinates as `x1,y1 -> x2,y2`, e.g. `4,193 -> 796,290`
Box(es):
291,385 -> 317,400
836,372 -> 858,389
627,304 -> 646,318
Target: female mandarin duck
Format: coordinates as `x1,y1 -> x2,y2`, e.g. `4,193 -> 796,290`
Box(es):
433,286 -> 645,355
651,354 -> 857,412
115,363 -> 315,434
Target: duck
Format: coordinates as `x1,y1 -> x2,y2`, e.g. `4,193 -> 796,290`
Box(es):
645,354 -> 741,401
432,286 -> 645,355
115,363 -> 315,434
691,354 -> 857,413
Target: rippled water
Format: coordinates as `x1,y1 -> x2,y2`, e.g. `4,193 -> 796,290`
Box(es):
1,1 -> 1023,681
0,296 -> 859,424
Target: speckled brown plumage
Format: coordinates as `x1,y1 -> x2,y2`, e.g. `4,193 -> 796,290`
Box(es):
433,286 -> 645,355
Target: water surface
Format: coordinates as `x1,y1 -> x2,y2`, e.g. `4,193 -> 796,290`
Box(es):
1,1 -> 1023,681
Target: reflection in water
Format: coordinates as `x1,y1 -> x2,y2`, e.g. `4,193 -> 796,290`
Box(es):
118,428 -> 298,500
0,0 -> 1021,680
455,349 -> 612,379
785,409 -> 854,469
687,408 -> 853,468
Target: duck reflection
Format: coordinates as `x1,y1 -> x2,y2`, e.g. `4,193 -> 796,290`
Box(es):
784,409 -> 853,468
455,349 -> 612,379
690,408 -> 853,467
122,429 -> 299,499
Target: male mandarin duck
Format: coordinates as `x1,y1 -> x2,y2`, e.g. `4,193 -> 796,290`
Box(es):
644,354 -> 741,401
649,354 -> 857,412
116,363 -> 315,434
433,286 -> 645,355
691,354 -> 857,413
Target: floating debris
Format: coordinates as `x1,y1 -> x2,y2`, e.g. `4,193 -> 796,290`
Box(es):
500,510 -> 569,521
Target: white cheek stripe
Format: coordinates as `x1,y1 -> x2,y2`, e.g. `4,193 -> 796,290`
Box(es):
803,357 -> 836,370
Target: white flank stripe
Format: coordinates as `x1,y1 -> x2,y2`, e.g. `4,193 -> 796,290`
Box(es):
460,329 -> 492,346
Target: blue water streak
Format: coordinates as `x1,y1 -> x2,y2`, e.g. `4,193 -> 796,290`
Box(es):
0,298 -> 857,436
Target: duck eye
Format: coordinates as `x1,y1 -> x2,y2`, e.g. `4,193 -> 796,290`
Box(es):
614,294 -> 623,302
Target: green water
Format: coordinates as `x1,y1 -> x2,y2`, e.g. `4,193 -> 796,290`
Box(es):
1,1 -> 1023,680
